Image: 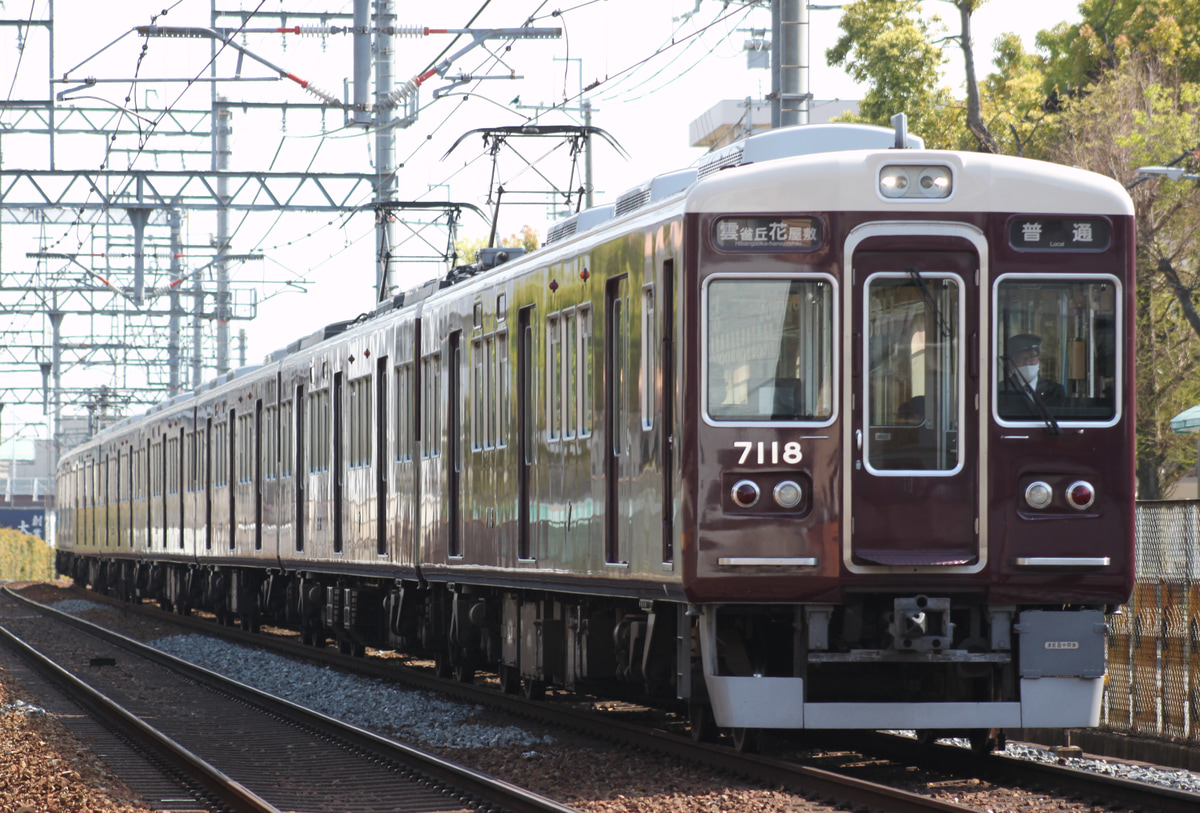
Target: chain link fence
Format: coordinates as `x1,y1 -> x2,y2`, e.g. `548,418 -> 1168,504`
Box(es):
1104,501 -> 1200,743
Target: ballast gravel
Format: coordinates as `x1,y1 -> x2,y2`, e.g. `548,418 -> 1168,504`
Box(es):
148,632 -> 554,750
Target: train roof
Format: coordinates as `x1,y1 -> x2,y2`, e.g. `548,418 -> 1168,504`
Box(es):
685,147 -> 1135,217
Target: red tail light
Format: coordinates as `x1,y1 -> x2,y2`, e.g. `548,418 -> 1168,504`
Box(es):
1066,480 -> 1095,510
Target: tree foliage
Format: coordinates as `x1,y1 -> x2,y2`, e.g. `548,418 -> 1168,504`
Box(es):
826,0 -> 960,144
454,224 -> 540,267
0,528 -> 55,581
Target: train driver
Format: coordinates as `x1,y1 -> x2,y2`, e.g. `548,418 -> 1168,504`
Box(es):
1004,333 -> 1065,403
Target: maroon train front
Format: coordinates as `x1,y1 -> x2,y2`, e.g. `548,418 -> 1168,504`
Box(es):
56,123 -> 1136,751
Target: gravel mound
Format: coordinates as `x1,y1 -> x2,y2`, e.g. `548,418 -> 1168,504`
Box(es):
52,599 -> 112,614
149,634 -> 553,750
1002,741 -> 1200,793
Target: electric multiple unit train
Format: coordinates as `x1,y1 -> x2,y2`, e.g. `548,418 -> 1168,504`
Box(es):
56,122 -> 1136,751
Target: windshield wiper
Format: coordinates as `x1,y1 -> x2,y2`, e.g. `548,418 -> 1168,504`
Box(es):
1002,353 -> 1061,435
906,266 -> 954,341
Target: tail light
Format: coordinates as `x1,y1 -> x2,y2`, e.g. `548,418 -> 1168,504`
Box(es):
731,480 -> 760,508
1066,480 -> 1095,510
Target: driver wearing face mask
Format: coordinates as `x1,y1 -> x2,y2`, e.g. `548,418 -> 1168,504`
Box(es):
1006,333 -> 1065,403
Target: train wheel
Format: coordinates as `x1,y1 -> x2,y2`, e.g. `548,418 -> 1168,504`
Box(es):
453,665 -> 476,684
498,665 -> 521,695
969,729 -> 1005,755
688,701 -> 718,743
916,730 -> 940,746
522,678 -> 546,701
730,727 -> 761,754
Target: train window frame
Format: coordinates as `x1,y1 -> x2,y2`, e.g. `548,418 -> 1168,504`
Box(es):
346,374 -> 373,469
546,313 -> 562,442
862,270 -> 966,478
563,308 -> 577,441
279,401 -> 294,478
472,336 -> 485,451
641,285 -> 656,431
991,273 -> 1123,430
701,272 -> 839,428
166,435 -> 180,495
577,306 -> 593,438
421,352 -> 442,459
496,330 -> 510,448
395,362 -> 414,462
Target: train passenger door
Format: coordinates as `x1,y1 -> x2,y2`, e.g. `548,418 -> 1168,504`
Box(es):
846,233 -> 984,572
448,330 -> 463,557
605,275 -> 631,564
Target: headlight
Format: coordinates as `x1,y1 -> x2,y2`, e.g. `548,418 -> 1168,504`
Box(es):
1025,481 -> 1053,510
879,166 -> 910,198
773,480 -> 803,509
878,165 -> 953,200
917,166 -> 952,197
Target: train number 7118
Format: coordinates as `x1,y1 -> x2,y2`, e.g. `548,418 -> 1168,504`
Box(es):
734,441 -> 804,466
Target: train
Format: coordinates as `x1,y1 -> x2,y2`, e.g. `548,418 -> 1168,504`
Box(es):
55,121 -> 1136,752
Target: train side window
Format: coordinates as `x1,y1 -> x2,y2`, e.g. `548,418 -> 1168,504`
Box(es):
485,334 -> 497,449
546,314 -> 562,441
421,353 -> 442,458
263,406 -> 277,481
994,276 -> 1120,425
167,436 -> 179,495
641,285 -> 656,430
578,306 -> 593,437
279,402 -> 293,478
564,309 -> 577,440
395,363 -> 413,462
472,337 -> 484,451
151,439 -> 163,498
307,389 -> 332,472
347,375 -> 372,468
237,412 -> 255,484
496,332 -> 509,448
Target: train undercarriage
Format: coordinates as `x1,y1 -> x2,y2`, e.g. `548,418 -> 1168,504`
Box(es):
57,552 -> 1106,753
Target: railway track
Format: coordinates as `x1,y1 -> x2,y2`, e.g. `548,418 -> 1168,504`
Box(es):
0,587 -> 581,813
15,584 -> 1200,813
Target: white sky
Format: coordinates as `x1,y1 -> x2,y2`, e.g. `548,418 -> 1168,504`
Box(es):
0,0 -> 1082,439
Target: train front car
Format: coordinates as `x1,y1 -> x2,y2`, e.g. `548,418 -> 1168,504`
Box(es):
681,130 -> 1135,746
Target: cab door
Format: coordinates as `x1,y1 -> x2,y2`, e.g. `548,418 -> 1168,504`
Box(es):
846,231 -> 985,573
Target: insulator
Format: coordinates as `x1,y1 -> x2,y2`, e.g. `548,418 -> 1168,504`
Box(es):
386,25 -> 428,38
380,79 -> 418,110
303,83 -> 342,107
297,25 -> 329,36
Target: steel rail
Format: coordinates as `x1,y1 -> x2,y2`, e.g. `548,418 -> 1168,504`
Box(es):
2,586 -> 582,813
0,617 -> 281,813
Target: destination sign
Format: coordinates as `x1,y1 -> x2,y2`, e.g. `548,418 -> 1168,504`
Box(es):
713,216 -> 823,251
1008,217 -> 1110,251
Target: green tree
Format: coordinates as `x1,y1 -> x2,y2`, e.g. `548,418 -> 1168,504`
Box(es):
454,224 -> 540,266
826,0 -> 961,146
1037,0 -> 1200,96
1047,51 -> 1200,497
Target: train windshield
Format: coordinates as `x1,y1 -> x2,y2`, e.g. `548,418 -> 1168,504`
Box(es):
705,277 -> 834,423
994,276 -> 1119,425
